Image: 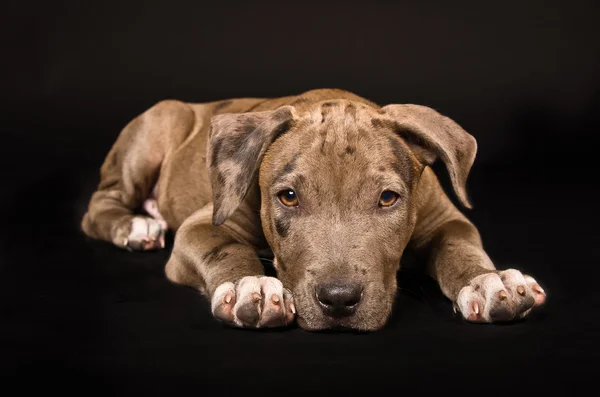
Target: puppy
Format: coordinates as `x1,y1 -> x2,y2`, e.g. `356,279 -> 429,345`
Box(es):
81,88 -> 546,330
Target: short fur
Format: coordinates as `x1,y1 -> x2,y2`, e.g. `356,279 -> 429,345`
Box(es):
81,88 -> 545,331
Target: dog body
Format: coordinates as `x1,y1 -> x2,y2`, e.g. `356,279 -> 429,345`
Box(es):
81,88 -> 545,331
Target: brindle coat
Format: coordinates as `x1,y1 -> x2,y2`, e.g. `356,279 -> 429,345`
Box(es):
81,88 -> 546,331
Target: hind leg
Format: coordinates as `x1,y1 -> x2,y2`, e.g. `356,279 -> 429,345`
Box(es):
81,100 -> 195,251
143,199 -> 168,231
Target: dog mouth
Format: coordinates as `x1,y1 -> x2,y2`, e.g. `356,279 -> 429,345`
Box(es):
297,317 -> 373,333
278,262 -> 394,331
295,310 -> 378,332
292,282 -> 388,332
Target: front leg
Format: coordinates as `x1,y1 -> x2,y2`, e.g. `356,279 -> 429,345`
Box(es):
424,219 -> 546,322
165,205 -> 295,328
412,170 -> 546,323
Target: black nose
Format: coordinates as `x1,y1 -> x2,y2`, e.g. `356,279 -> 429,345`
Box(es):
316,283 -> 363,317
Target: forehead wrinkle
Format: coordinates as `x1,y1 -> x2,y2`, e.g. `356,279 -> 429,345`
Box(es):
301,103 -> 374,154
319,120 -> 362,157
268,104 -> 413,199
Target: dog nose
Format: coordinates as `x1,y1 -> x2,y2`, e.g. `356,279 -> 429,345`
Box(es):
316,283 -> 363,317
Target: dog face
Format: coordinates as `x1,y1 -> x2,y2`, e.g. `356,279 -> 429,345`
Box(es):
208,99 -> 476,331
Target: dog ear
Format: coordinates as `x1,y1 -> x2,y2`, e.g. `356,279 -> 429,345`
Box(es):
207,106 -> 297,226
378,104 -> 477,209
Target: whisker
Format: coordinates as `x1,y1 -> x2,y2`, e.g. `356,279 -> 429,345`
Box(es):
396,286 -> 427,302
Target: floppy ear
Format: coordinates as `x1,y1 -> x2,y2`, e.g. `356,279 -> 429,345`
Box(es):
378,104 -> 477,209
207,105 -> 297,226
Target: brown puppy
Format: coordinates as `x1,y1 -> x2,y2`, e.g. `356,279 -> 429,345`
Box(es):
81,88 -> 546,331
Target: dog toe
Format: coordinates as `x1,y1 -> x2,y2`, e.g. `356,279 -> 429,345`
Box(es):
211,282 -> 237,324
257,277 -> 294,327
236,299 -> 261,327
524,275 -> 546,306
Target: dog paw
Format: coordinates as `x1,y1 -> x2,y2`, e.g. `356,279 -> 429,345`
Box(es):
455,269 -> 546,323
143,198 -> 168,230
119,216 -> 166,251
211,276 -> 296,328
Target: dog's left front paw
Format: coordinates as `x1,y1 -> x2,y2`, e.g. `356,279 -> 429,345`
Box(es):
455,269 -> 546,323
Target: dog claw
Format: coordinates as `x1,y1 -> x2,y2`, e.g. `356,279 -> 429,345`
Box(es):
473,302 -> 480,315
224,294 -> 232,304
252,292 -> 261,303
498,290 -> 508,300
290,303 -> 296,314
271,294 -> 280,304
517,285 -> 526,296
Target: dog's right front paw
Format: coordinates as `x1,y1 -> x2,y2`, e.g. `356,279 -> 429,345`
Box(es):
211,276 -> 296,328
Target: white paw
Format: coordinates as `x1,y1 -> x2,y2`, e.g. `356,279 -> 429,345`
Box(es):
143,199 -> 168,230
455,269 -> 546,323
124,216 -> 166,251
211,276 -> 296,328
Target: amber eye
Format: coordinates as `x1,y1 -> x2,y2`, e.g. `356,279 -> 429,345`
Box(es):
379,191 -> 399,207
278,189 -> 299,207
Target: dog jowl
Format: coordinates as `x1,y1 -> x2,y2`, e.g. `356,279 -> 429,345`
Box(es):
80,89 -> 546,331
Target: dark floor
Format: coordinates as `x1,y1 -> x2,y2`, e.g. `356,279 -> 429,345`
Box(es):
3,0 -> 599,393
1,137 -> 598,395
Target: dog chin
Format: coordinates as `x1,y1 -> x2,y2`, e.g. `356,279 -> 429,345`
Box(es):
296,311 -> 388,332
292,286 -> 391,332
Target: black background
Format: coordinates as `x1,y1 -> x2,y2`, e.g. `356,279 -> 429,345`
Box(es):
2,1 -> 599,395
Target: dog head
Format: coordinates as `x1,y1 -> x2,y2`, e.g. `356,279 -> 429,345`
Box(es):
207,98 -> 477,331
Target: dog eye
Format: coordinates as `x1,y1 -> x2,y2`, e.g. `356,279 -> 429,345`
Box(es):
278,189 -> 299,207
379,191 -> 399,207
